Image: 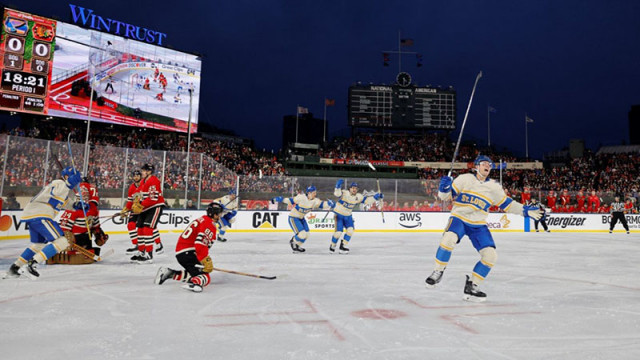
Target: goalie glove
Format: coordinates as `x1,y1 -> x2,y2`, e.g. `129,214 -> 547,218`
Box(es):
271,196 -> 283,205
132,198 -> 144,214
523,205 -> 543,220
93,228 -> 109,246
373,193 -> 384,200
200,255 -> 214,273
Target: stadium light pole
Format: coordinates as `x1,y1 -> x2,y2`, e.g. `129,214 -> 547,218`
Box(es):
184,89 -> 193,208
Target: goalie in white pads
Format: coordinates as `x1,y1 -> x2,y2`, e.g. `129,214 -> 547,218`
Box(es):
425,155 -> 543,302
212,189 -> 238,242
329,180 -> 383,253
3,167 -> 82,278
271,185 -> 334,253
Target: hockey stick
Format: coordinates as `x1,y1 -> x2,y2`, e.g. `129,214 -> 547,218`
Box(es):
213,267 -> 276,280
69,243 -> 114,262
67,134 -> 93,241
447,71 -> 483,177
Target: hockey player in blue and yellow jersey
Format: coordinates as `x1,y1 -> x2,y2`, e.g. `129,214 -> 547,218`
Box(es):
329,180 -> 383,254
3,166 -> 82,279
425,155 -> 542,302
271,185 -> 334,253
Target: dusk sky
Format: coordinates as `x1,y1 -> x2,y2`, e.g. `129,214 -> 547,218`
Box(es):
13,0 -> 640,159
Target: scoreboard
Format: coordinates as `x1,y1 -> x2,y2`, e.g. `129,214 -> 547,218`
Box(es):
348,74 -> 456,130
0,8 -> 56,114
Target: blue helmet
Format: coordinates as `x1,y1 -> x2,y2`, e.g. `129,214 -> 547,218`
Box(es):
61,166 -> 77,178
228,189 -> 236,196
306,185 -> 317,193
349,182 -> 358,189
474,155 -> 493,166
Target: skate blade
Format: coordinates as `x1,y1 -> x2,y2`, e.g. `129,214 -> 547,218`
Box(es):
462,294 -> 486,303
425,282 -> 437,289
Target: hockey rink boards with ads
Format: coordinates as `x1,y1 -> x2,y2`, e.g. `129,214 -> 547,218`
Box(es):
2,210 -> 636,240
0,6 -> 202,133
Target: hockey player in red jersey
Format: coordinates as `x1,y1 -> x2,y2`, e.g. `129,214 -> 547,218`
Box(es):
130,164 -> 165,264
122,170 -> 143,254
154,202 -> 223,292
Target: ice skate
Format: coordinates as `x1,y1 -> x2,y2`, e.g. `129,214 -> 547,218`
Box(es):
425,269 -> 445,288
154,267 -> 175,285
125,245 -> 138,255
130,251 -> 144,263
2,264 -> 21,279
217,235 -> 227,243
290,237 -> 305,253
339,242 -> 349,254
22,260 -> 40,279
182,282 -> 203,293
462,275 -> 486,302
329,244 -> 336,253
135,251 -> 154,264
155,242 -> 164,255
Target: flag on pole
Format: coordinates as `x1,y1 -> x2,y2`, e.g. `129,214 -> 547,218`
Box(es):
525,115 -> 534,123
488,106 -> 497,113
297,106 -> 308,114
383,52 -> 390,66
400,38 -> 414,46
325,99 -> 335,106
416,53 -> 423,67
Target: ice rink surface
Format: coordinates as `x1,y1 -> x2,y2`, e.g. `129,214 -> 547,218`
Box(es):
1,231 -> 639,360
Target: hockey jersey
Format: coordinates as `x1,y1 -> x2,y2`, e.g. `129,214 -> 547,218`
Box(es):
610,201 -> 625,213
139,175 -> 165,210
125,181 -> 143,210
332,189 -> 377,217
439,173 -> 525,226
21,179 -> 74,221
283,194 -> 331,219
175,215 -> 217,261
214,194 -> 238,214
60,207 -> 99,234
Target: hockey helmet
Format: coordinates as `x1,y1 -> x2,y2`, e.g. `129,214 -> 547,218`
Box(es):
349,182 -> 359,189
141,163 -> 155,173
207,202 -> 224,218
474,155 -> 493,166
306,185 -> 317,194
81,176 -> 90,183
132,170 -> 142,177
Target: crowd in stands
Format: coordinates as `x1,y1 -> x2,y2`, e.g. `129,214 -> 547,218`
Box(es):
1,121 -> 638,213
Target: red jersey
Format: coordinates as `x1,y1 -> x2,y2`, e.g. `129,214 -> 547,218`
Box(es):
560,194 -> 571,206
125,181 -> 143,210
546,195 -> 557,208
140,175 -> 165,210
175,215 -> 217,261
576,194 -> 586,209
78,182 -> 100,213
587,195 -> 600,211
60,206 -> 99,234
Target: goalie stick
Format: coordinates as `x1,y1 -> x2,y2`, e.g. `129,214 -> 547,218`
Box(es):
448,71 -> 483,177
70,243 -> 114,262
67,134 -> 93,242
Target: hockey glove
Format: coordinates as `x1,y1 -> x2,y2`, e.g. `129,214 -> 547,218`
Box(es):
132,198 -> 144,214
73,201 -> 90,212
373,193 -> 384,200
65,171 -> 82,189
438,176 -> 453,193
335,179 -> 344,189
523,205 -> 543,220
93,228 -> 109,246
325,199 -> 336,209
200,255 -> 214,273
271,196 -> 284,204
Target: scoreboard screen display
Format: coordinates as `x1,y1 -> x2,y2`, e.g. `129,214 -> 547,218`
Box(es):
0,8 -> 56,114
0,7 -> 202,134
348,84 -> 456,130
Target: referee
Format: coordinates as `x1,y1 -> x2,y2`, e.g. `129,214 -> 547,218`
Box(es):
609,196 -> 630,234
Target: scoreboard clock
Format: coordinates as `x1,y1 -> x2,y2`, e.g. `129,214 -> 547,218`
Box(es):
0,8 -> 56,114
348,72 -> 457,130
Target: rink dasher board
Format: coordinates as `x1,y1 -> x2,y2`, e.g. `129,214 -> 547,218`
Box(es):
1,210 -> 636,240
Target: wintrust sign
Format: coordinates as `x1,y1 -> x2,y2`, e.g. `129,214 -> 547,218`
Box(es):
69,4 -> 167,46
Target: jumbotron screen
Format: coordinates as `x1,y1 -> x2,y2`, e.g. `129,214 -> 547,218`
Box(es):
0,7 -> 201,133
348,84 -> 456,130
